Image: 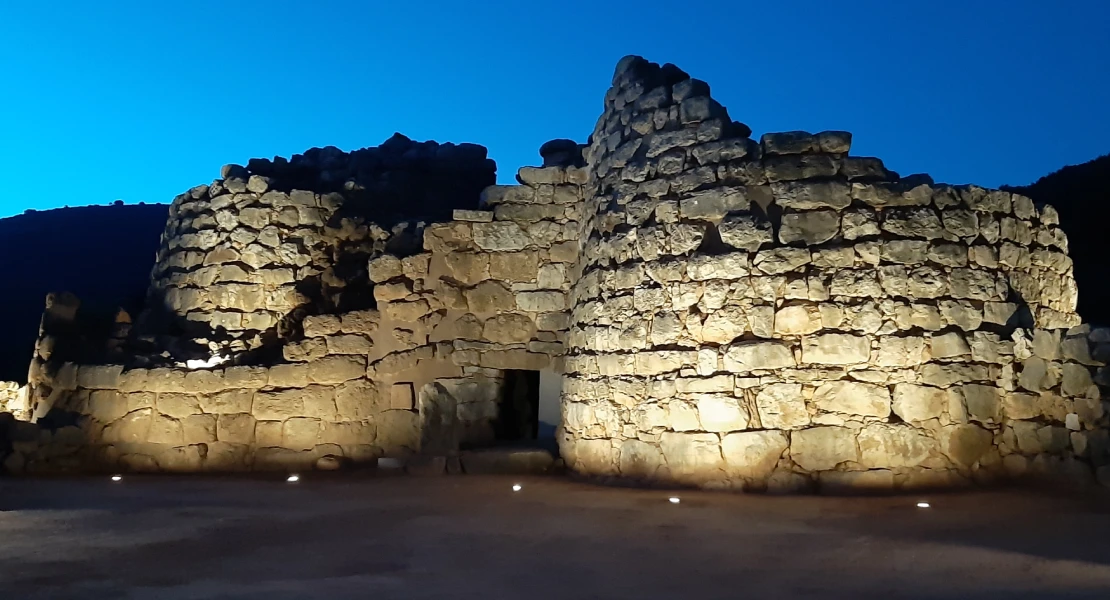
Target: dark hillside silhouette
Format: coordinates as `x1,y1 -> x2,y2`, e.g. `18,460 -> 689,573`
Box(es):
0,204 -> 167,382
1004,153 -> 1110,325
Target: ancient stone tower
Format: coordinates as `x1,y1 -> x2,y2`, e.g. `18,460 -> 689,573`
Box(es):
8,56 -> 1108,493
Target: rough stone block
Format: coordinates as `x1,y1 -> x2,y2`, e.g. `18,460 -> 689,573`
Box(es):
307,355 -> 366,385
812,381 -> 891,418
791,426 -> 859,472
801,334 -> 869,365
755,383 -> 809,429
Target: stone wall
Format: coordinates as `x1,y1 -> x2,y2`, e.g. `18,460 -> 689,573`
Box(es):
6,55 -> 1110,491
558,56 -> 1109,492
0,382 -> 29,421
6,161 -> 585,474
137,135 -> 494,364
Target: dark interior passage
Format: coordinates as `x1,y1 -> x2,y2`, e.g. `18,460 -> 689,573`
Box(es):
494,370 -> 540,444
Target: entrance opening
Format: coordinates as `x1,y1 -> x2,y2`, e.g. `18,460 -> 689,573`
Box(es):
494,370 -> 540,443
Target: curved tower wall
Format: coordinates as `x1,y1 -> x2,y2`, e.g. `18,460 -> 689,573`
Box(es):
139,138 -> 494,362
559,57 -> 1104,492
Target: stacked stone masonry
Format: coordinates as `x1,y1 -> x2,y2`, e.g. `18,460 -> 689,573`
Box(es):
5,55 -> 1110,492
5,164 -> 584,474
558,56 -> 1108,493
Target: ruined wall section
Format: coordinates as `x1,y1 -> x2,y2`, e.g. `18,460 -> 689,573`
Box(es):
363,164 -> 587,450
139,137 -> 494,363
4,162 -> 586,474
560,56 -> 1108,492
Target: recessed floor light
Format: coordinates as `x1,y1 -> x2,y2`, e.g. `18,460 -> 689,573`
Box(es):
512,484 -> 522,492
287,474 -> 300,483
110,475 -> 122,482
669,497 -> 681,504
916,502 -> 931,509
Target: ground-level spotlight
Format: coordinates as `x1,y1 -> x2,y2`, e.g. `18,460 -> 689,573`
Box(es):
286,474 -> 300,483
916,501 -> 931,509
512,484 -> 522,492
110,475 -> 122,482
669,497 -> 681,504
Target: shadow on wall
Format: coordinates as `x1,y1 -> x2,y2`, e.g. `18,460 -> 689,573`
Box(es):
1004,153 -> 1110,325
0,204 -> 168,382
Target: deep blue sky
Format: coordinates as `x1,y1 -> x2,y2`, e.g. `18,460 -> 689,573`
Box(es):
1,1 -> 1107,218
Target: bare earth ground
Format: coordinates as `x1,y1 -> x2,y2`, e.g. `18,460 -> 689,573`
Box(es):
2,474 -> 1110,599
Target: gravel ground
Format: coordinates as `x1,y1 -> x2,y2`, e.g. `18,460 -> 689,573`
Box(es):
2,474 -> 1109,599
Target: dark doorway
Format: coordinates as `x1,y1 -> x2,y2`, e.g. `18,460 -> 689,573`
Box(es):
494,370 -> 540,444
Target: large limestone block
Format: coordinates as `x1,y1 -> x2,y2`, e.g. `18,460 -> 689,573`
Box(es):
774,305 -> 822,335
1060,363 -> 1094,397
660,432 -> 725,481
779,210 -> 840,245
701,306 -> 748,344
841,210 -> 881,240
517,291 -> 566,312
298,385 -> 339,420
473,222 -> 530,251
340,310 -> 381,335
958,384 -> 1002,424
812,381 -> 891,418
155,445 -> 206,472
488,250 -> 540,282
87,390 -> 128,423
307,355 -> 366,385
939,424 -> 993,468
619,439 -> 665,479
282,417 -> 321,451
148,414 -> 184,445
695,395 -> 749,432
103,408 -> 153,444
753,248 -> 811,274
891,384 -> 946,422
482,313 -> 537,344
334,380 -> 380,420
182,414 -> 217,444
284,338 -> 327,363
687,252 -> 749,281
1002,392 -> 1039,421
755,383 -> 810,429
801,334 -> 869,365
790,426 -> 860,471
566,438 -> 618,476
197,389 -> 254,415
612,351 -> 681,376
324,334 -> 374,356
205,442 -> 250,471
268,363 -> 310,389
724,341 -> 796,372
217,413 -> 256,444
829,269 -> 882,297
302,314 -> 341,338
157,393 -> 202,419
381,299 -> 430,322
881,207 -> 944,239
253,388 -> 305,421
443,252 -> 490,285
857,423 -> 935,468
718,215 -> 773,251
875,336 -> 929,367
930,332 -> 971,358
770,180 -> 852,210
676,375 -> 733,393
721,430 -> 789,480
679,186 -> 749,221
465,281 -> 516,313
77,364 -> 123,390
